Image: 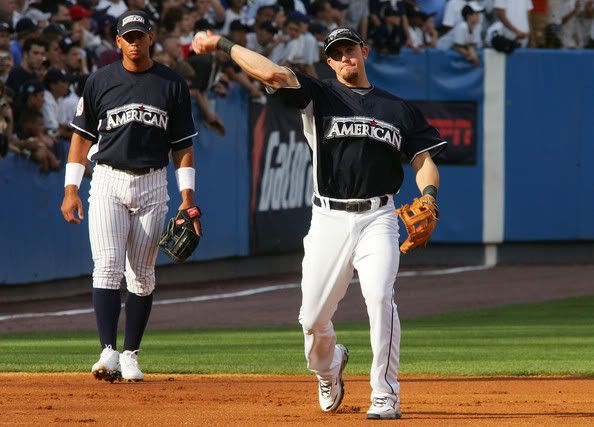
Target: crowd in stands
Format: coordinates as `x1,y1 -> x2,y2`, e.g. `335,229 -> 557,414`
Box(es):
0,0 -> 593,170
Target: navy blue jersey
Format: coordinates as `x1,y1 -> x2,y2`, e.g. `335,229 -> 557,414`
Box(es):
273,71 -> 446,199
71,61 -> 197,169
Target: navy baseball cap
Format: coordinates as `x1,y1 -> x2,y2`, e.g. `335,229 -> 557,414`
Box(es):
44,68 -> 71,86
323,27 -> 364,55
20,80 -> 44,96
117,10 -> 152,37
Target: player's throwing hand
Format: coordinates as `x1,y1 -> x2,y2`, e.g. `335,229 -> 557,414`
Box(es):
191,31 -> 221,54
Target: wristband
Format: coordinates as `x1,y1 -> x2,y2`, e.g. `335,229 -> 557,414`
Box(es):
175,167 -> 195,192
422,185 -> 438,199
217,37 -> 236,55
64,162 -> 85,188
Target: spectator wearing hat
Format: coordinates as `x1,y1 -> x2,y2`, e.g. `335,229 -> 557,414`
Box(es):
228,19 -> 251,48
42,68 -> 72,140
372,7 -> 408,54
0,22 -> 12,50
246,20 -> 279,56
93,14 -> 118,64
60,37 -> 88,77
437,5 -> 482,67
23,6 -> 51,29
6,37 -> 46,94
10,17 -> 41,66
69,5 -> 101,50
0,48 -> 13,84
97,0 -> 129,19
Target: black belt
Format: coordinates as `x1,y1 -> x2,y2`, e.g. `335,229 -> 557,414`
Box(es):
99,163 -> 156,176
313,195 -> 389,213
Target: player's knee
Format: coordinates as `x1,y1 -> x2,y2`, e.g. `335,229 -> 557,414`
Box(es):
299,316 -> 330,334
126,281 -> 155,297
92,271 -> 124,290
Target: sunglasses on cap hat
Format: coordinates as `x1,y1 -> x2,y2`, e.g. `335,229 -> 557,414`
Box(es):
323,27 -> 364,55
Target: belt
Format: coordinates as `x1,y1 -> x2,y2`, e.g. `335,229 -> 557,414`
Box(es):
99,163 -> 157,176
313,195 -> 389,213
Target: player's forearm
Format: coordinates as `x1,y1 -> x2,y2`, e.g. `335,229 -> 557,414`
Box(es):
412,152 -> 439,193
172,146 -> 196,206
67,133 -> 92,165
229,44 -> 296,89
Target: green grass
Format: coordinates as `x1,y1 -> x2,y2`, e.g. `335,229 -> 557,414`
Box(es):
1,295 -> 594,376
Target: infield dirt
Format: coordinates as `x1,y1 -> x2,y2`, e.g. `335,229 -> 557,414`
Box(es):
1,373 -> 593,425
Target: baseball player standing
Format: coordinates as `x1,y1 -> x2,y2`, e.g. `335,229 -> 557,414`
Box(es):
192,28 -> 445,419
60,10 -> 200,382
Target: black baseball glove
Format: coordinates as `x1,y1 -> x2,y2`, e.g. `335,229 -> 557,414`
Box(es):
159,206 -> 202,263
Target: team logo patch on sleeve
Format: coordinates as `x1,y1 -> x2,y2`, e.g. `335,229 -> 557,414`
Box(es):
324,116 -> 402,149
76,97 -> 84,116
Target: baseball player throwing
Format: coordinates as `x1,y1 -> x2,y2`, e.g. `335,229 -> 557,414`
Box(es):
192,28 -> 445,418
61,10 -> 200,382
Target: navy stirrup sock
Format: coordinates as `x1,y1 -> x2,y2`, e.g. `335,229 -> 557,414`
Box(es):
123,292 -> 153,351
92,288 -> 122,349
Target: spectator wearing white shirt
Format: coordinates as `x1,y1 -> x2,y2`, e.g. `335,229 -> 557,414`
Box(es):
438,5 -> 482,67
494,0 -> 533,47
97,0 -> 128,18
246,20 -> 279,56
42,68 -> 71,139
221,0 -> 248,35
548,0 -> 583,48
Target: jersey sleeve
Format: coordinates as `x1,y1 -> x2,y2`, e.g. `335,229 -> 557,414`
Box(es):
401,101 -> 447,163
269,69 -> 322,109
70,76 -> 99,142
168,78 -> 198,151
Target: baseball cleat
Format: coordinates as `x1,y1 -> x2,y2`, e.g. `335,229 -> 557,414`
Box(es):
366,396 -> 402,419
119,350 -> 144,382
91,345 -> 121,383
318,344 -> 349,412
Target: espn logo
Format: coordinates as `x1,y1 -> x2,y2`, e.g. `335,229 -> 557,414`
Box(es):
427,119 -> 473,146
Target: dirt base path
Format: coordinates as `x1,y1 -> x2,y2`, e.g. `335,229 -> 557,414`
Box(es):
1,373 -> 593,426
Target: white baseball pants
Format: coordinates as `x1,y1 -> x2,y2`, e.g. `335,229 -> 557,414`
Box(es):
88,164 -> 169,296
299,195 -> 401,399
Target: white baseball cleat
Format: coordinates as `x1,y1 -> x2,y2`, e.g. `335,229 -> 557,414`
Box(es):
120,350 -> 144,382
318,344 -> 349,412
366,396 -> 402,419
91,345 -> 121,383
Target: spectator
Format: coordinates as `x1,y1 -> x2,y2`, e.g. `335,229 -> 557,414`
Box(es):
221,0 -> 248,35
161,6 -> 185,37
0,48 -> 13,83
343,0 -> 370,40
6,37 -> 46,94
329,0 -> 349,28
60,37 -> 88,77
438,5 -> 482,67
269,15 -> 305,65
246,20 -> 280,56
49,3 -> 71,27
69,5 -> 101,50
485,20 -> 521,52
310,0 -> 337,31
0,0 -> 17,28
195,0 -> 226,28
246,1 -> 279,26
127,0 -> 161,23
579,0 -> 594,48
93,14 -> 118,64
172,60 -> 226,136
408,10 -> 439,49
17,108 -> 60,172
42,68 -> 71,139
23,6 -> 51,29
97,0 -> 128,18
10,17 -> 41,66
227,19 -> 250,48
494,0 -> 534,47
0,80 -> 12,158
44,33 -> 64,71
59,74 -> 88,133
372,7 -> 407,54
547,0 -> 583,48
162,36 -> 184,64
442,0 -> 485,33
0,22 -> 11,50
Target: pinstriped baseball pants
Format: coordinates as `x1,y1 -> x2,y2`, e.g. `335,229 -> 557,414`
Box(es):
88,164 -> 169,296
299,196 -> 401,399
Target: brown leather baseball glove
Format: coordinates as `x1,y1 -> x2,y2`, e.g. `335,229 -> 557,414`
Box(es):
395,195 -> 439,254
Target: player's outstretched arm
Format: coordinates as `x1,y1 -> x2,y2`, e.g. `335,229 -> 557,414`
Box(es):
61,133 -> 91,224
192,32 -> 299,90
